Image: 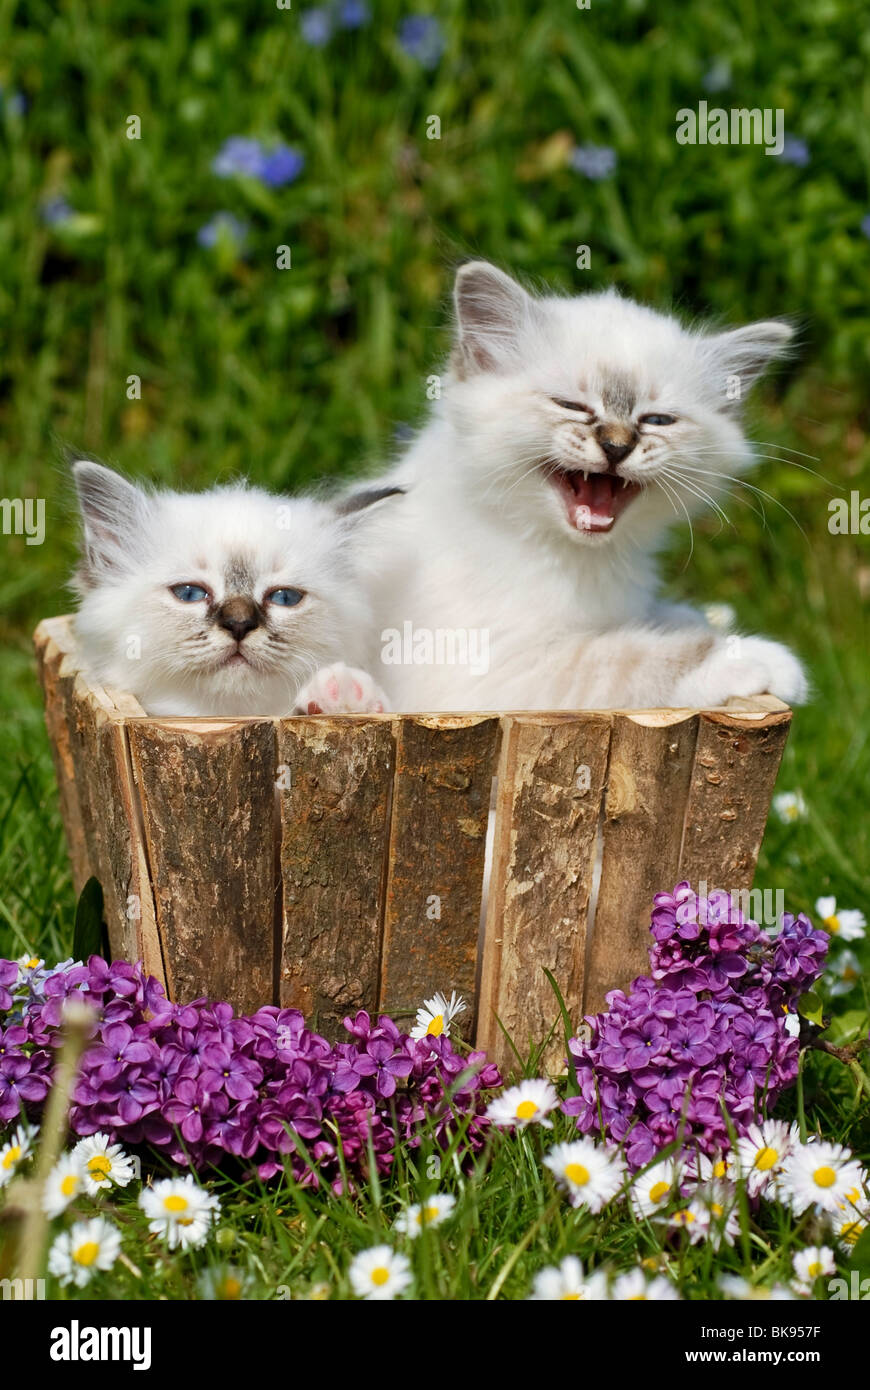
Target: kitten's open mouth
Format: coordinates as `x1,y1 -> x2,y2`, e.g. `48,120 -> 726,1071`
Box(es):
544,464 -> 641,533
218,649 -> 250,669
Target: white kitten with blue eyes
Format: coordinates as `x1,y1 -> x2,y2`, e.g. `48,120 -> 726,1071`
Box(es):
358,262 -> 808,711
71,461 -> 392,717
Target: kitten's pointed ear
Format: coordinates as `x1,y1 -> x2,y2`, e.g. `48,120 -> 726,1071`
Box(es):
706,319 -> 794,402
453,261 -> 536,376
73,460 -> 151,585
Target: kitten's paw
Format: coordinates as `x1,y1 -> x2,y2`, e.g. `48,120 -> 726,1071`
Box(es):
674,636 -> 809,708
294,663 -> 390,715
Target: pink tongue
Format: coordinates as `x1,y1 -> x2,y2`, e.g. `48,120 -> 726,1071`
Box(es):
573,473 -> 615,519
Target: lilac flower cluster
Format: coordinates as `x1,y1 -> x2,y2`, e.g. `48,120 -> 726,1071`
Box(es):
565,884 -> 828,1169
0,957 -> 499,1187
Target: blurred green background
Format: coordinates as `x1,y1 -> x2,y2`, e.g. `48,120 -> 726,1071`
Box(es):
0,0 -> 868,970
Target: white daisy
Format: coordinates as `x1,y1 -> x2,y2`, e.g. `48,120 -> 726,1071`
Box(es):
198,1265 -> 251,1300
792,1246 -> 836,1289
485,1078 -> 559,1129
394,1192 -> 456,1236
48,1216 -> 121,1288
610,1268 -> 679,1300
543,1138 -> 625,1212
663,1202 -> 711,1244
828,948 -> 862,996
630,1158 -> 681,1219
16,954 -> 44,976
815,896 -> 866,943
409,990 -> 467,1041
780,1141 -> 867,1216
348,1245 -> 412,1301
720,1274 -> 797,1300
703,602 -> 737,633
685,1151 -> 735,1186
528,1256 -> 607,1301
697,1183 -> 741,1249
772,791 -> 807,824
139,1175 -> 220,1250
73,1133 -> 137,1196
42,1152 -> 86,1217
834,1210 -> 867,1253
0,1125 -> 34,1187
735,1119 -> 797,1197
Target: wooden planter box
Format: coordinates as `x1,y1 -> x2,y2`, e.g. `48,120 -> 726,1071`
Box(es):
34,616 -> 792,1071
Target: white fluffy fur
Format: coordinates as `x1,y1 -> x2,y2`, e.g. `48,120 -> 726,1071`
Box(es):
355,262 -> 808,711
72,463 -> 385,716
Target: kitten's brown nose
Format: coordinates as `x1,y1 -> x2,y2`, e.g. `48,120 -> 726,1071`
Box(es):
215,596 -> 260,643
596,424 -> 638,467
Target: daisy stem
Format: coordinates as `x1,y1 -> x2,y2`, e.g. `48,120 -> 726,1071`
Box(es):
14,1002 -> 92,1283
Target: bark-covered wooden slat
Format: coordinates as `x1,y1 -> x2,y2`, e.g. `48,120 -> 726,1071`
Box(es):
277,716 -> 394,1037
476,715 -> 612,1072
127,719 -> 277,1012
584,713 -> 699,1014
679,707 -> 792,892
379,716 -> 500,1034
33,620 -> 90,891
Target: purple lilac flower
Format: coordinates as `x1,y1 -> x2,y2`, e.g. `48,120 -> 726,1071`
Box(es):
197,212 -> 249,252
570,144 -> 617,180
398,15 -> 446,69
0,956 -> 500,1187
564,884 -> 828,1169
301,7 -> 333,46
777,135 -> 810,167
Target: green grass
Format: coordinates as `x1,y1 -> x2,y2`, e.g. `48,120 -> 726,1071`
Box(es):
0,0 -> 869,1300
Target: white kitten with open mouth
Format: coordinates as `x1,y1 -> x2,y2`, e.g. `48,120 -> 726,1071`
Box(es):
355,261 -> 808,712
71,460 -> 394,717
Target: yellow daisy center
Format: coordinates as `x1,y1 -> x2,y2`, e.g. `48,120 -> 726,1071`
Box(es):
426,1014 -> 444,1037
754,1147 -> 779,1171
843,966 -> 858,981
823,915 -> 840,933
561,1293 -> 581,1300
713,1160 -> 727,1178
73,1241 -> 100,1267
628,1294 -> 647,1301
674,1210 -> 696,1226
220,1277 -> 242,1299
178,1217 -> 195,1227
807,1262 -> 823,1278
421,1205 -> 440,1223
25,957 -> 40,969
564,1162 -> 590,1186
515,1100 -> 538,1120
87,1155 -> 112,1181
60,1174 -> 79,1198
370,1267 -> 390,1286
649,1181 -> 670,1204
164,1193 -> 189,1213
2,1146 -> 21,1170
840,1222 -> 863,1245
813,1166 -> 837,1188
711,1203 -> 724,1218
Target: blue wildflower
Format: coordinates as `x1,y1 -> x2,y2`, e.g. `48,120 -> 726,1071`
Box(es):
212,136 -> 267,179
398,15 -> 446,69
197,212 -> 249,252
338,0 -> 370,27
777,134 -> 810,167
701,59 -> 731,93
40,195 -> 74,227
301,7 -> 333,46
570,143 -> 617,180
860,213 -> 870,240
259,143 -> 305,188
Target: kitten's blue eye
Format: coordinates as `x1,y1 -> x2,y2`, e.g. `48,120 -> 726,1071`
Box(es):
640,413 -> 677,426
268,587 -> 305,607
170,583 -> 209,603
